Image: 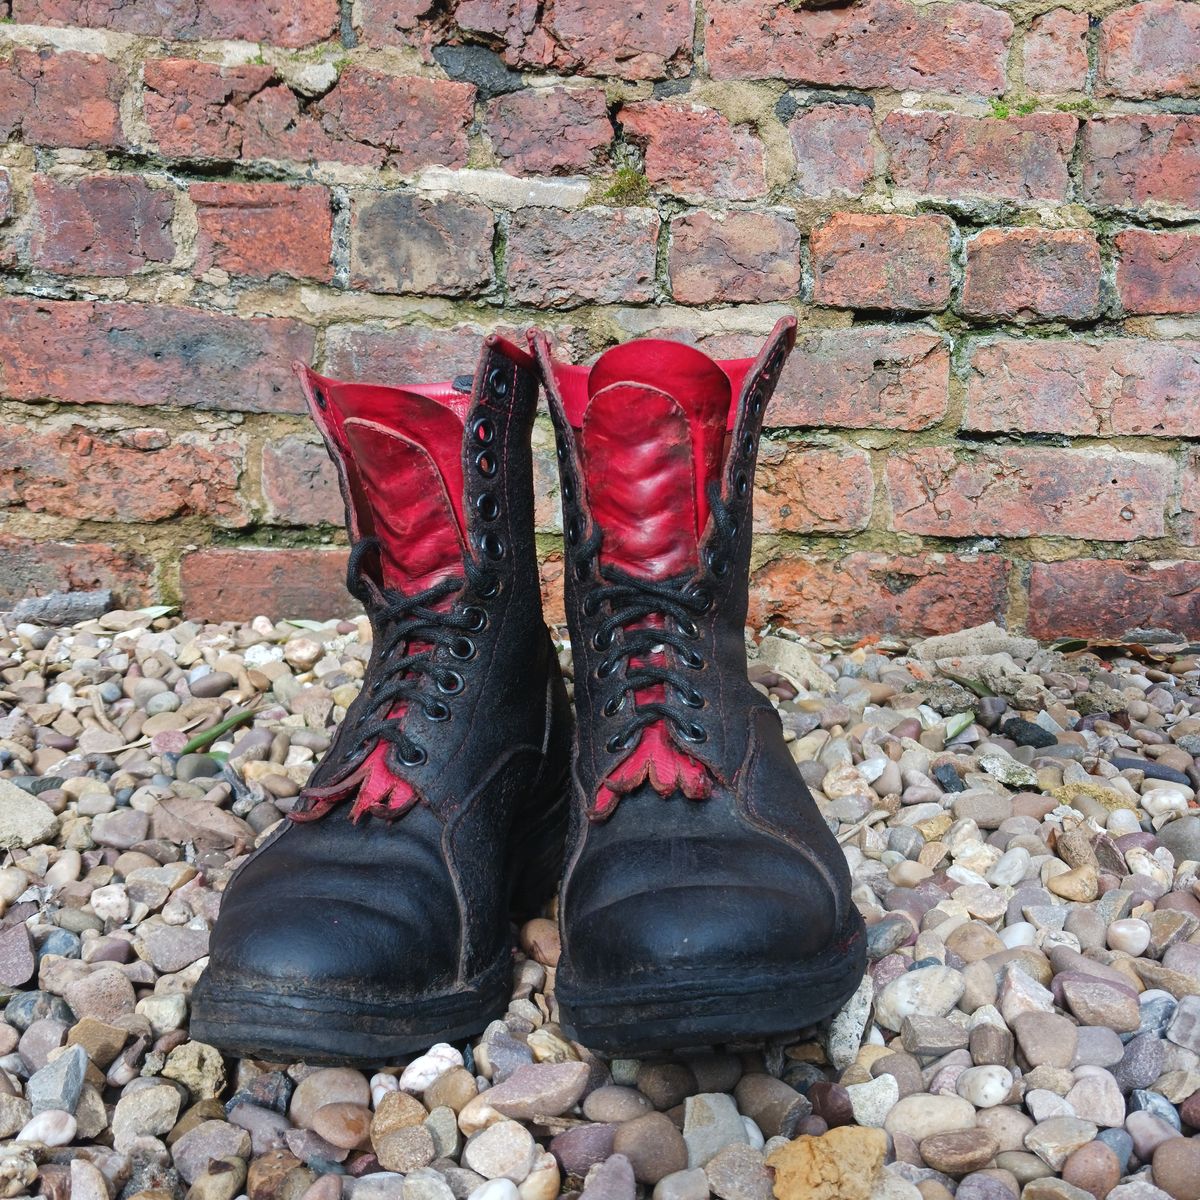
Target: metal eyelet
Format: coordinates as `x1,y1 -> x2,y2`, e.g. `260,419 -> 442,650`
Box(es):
729,517 -> 739,538
314,387 -> 327,411
582,593 -> 601,617
486,366 -> 509,397
682,649 -> 704,670
606,731 -> 634,754
562,476 -> 575,503
463,606 -> 487,632
603,695 -> 625,717
449,637 -> 475,661
735,471 -> 749,496
681,688 -> 705,709
707,548 -> 730,578
741,433 -> 754,456
567,516 -> 581,546
679,722 -> 708,744
473,418 -> 495,445
556,439 -> 568,463
574,560 -> 589,581
592,628 -> 614,651
424,701 -> 450,722
438,671 -> 465,695
597,657 -> 620,679
475,450 -> 497,478
690,587 -> 713,613
480,531 -> 505,560
476,577 -> 500,599
476,493 -> 500,521
399,744 -> 427,766
750,389 -> 763,415
678,617 -> 699,639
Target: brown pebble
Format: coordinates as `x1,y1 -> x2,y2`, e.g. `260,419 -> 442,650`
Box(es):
1061,1140 -> 1121,1200
311,1102 -> 372,1151
1153,1136 -> 1200,1200
919,1129 -> 999,1176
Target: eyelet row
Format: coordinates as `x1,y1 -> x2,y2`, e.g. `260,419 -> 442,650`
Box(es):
474,369 -> 507,562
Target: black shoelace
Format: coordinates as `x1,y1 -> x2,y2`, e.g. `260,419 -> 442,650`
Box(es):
335,536 -> 496,771
574,482 -> 737,754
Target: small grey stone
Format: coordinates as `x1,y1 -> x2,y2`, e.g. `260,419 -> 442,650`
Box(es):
0,780 -> 59,849
26,1043 -> 87,1115
683,1094 -> 750,1169
581,1154 -> 636,1200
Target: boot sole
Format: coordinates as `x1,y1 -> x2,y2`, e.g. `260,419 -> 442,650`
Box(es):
556,910 -> 867,1054
189,964 -> 510,1064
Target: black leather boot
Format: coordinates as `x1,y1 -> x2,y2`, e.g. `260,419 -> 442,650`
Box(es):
192,335 -> 571,1064
531,318 -> 865,1053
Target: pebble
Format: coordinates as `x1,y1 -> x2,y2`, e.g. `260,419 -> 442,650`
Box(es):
612,1113 -> 688,1184
464,1121 -> 539,1183
683,1093 -> 750,1168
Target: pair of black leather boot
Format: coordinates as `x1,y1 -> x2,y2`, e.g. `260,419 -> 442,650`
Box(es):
191,321 -> 865,1062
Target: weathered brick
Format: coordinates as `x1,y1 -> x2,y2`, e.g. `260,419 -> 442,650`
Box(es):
1116,229 -> 1200,315
261,436 -> 344,526
620,101 -> 767,201
1099,0 -> 1200,99
1180,452 -> 1200,545
0,536 -> 153,609
181,548 -> 353,622
487,87 -> 610,175
747,552 -> 1009,638
350,194 -> 494,296
507,208 -> 659,307
0,299 -> 314,414
964,338 -> 1200,437
144,60 -> 474,172
754,445 -> 873,534
886,447 -> 1171,541
1026,560 -> 1200,639
882,112 -> 1077,202
539,552 -> 566,629
788,104 -> 876,199
0,169 -> 11,224
810,213 -> 952,312
531,421 -> 562,533
0,48 -> 124,149
1024,9 -> 1089,93
455,0 -> 693,80
324,324 -> 487,382
15,0 -> 339,47
960,228 -> 1102,321
142,59 -> 276,158
706,0 -> 1011,94
191,182 -> 332,283
1080,115 -> 1200,211
770,327 -> 948,430
355,0 -> 437,46
668,211 -> 801,305
0,425 -> 246,525
30,174 -> 175,277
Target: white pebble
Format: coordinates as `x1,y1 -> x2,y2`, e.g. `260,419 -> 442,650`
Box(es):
371,1073 -> 400,1108
17,1110 -> 76,1146
1106,808 -> 1143,836
1000,922 -> 1037,949
468,1183 -> 519,1200
742,1116 -> 765,1149
1143,790 -> 1189,818
986,847 -> 1031,887
399,1043 -> 464,1093
956,1065 -> 1013,1108
1107,918 -> 1152,956
90,883 -> 130,924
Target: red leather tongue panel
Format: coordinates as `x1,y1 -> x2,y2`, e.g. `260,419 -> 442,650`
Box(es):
580,385 -> 700,578
344,418 -> 464,591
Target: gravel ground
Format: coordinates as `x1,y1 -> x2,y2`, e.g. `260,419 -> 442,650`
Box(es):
1,605 -> 1200,1200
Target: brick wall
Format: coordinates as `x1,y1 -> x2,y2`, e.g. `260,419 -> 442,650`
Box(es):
0,0 -> 1197,639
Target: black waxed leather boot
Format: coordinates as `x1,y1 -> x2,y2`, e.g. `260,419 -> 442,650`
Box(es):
530,317 -> 865,1053
191,335 -> 572,1064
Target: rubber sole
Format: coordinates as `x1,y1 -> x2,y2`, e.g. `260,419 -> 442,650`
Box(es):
555,911 -> 867,1054
190,965 -> 509,1065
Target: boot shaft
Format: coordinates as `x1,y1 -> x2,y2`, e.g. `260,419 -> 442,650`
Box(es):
532,318 -> 797,816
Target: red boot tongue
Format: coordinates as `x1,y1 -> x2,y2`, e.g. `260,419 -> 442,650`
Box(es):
579,341 -> 732,579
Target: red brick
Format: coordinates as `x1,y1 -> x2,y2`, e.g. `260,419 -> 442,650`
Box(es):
668,211 -> 801,305
754,445 -> 873,534
144,60 -> 474,171
14,0 -> 338,47
507,208 -> 659,308
142,59 -> 275,158
810,213 -> 952,313
0,48 -> 124,149
181,548 -> 353,622
1080,115 -> 1200,211
768,327 -> 949,430
961,228 -> 1102,321
487,87 -> 610,175
350,194 -> 494,296
886,447 -> 1171,541
539,552 -> 566,629
30,174 -> 175,277
455,0 -> 693,80
0,536 -> 153,608
706,0 -> 1011,94
788,104 -> 876,199
0,298 -> 314,414
355,0 -> 437,46
747,552 -> 1009,638
324,324 -> 487,383
1180,451 -> 1200,545
882,112 -> 1077,201
1099,0 -> 1200,99
619,101 -> 767,201
261,436 -> 344,527
190,182 -> 332,283
1024,9 -> 1089,93
1026,560 -> 1200,639
1116,229 -> 1200,315
0,425 -> 246,525
964,338 -> 1200,437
